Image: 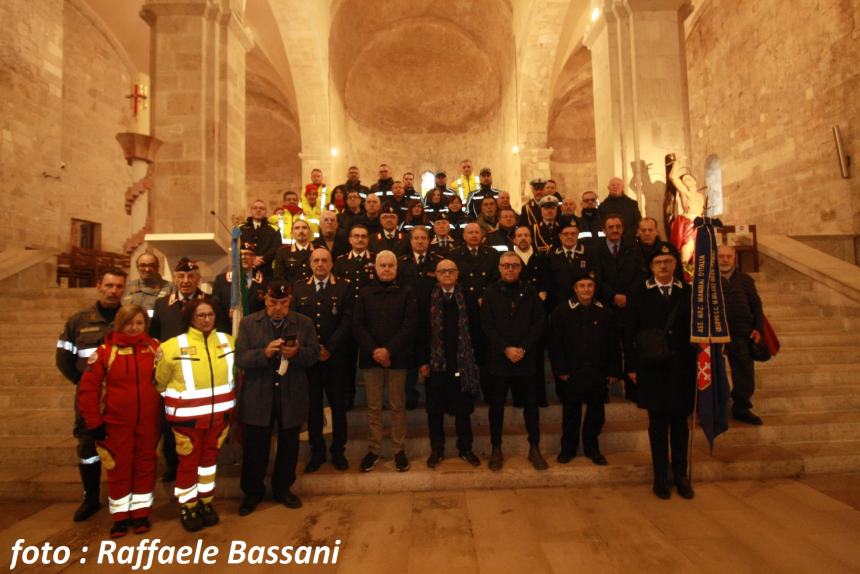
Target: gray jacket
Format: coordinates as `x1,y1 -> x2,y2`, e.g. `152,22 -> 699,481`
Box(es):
235,309 -> 320,429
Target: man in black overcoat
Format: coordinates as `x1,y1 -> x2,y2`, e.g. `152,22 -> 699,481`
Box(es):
549,270 -> 621,465
624,243 -> 697,500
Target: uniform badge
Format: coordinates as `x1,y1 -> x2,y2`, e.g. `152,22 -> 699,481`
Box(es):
117,348 -> 133,355
180,346 -> 197,356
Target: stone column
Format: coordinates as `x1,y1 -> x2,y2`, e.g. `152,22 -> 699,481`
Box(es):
517,147 -> 554,206
584,0 -> 693,224
141,0 -> 253,241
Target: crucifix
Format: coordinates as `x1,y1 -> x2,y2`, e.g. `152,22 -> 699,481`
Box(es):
126,83 -> 148,117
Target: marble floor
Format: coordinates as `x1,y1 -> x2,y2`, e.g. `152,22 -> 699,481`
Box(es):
2,474 -> 860,573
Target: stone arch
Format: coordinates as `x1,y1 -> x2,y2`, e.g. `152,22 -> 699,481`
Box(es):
547,45 -> 596,200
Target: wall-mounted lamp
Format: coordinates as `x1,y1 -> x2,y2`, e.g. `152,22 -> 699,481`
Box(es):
330,147 -> 338,157
512,145 -> 520,154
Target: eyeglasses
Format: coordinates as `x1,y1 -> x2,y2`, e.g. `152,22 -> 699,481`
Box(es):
194,312 -> 216,319
500,263 -> 521,269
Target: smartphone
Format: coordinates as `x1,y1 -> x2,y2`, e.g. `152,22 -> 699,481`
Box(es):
282,334 -> 298,346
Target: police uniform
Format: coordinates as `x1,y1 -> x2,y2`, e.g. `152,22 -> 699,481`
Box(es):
532,196 -> 563,255
312,231 -> 351,260
273,243 -> 313,283
239,216 -> 280,273
291,275 -> 353,471
450,244 -> 500,300
56,301 -> 116,521
122,277 -> 172,315
370,229 -> 409,257
547,243 -> 596,311
518,179 -> 546,228
332,250 -> 376,405
484,226 -> 515,253
212,268 -> 267,321
428,235 -> 460,257
549,271 -> 622,464
447,209 -> 469,241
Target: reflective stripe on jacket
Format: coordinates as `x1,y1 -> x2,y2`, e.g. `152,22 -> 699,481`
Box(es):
155,328 -> 236,426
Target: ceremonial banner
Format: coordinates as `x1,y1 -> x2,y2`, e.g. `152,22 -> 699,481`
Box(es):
229,226 -> 243,336
691,217 -> 731,450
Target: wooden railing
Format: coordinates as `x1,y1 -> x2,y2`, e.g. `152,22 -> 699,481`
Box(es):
56,247 -> 130,287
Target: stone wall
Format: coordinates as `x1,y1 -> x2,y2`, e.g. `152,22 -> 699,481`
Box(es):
0,0 -> 134,255
246,92 -> 302,212
0,0 -> 65,252
686,0 -> 859,235
60,0 -> 133,253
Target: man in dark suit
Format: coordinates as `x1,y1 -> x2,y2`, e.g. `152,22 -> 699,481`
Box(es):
273,219 -> 314,283
239,199 -> 280,275
718,245 -> 766,426
235,280 -> 320,515
291,248 -> 354,472
450,223 -> 500,301
416,258 -> 482,468
481,251 -> 548,471
598,177 -> 641,246
370,204 -> 409,256
624,243 -> 697,500
312,209 -> 350,259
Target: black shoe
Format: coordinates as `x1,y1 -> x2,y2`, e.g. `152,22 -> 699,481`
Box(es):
733,411 -> 763,426
556,451 -> 574,464
406,399 -> 419,411
590,453 -> 608,466
73,499 -> 101,522
528,445 -> 549,470
162,467 -> 177,483
331,452 -> 349,471
488,447 -> 503,471
180,505 -> 204,532
395,451 -> 410,472
360,452 -> 380,473
197,501 -> 219,527
110,519 -> 130,539
131,517 -> 151,535
426,450 -> 444,469
305,454 -> 325,474
675,477 -> 695,499
238,496 -> 261,517
276,489 -> 303,509
653,479 -> 672,500
459,451 -> 481,467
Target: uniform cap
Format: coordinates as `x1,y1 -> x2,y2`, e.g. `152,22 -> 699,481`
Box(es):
572,269 -> 597,286
240,241 -> 257,252
266,280 -> 291,300
530,178 -> 547,190
174,257 -> 199,272
380,204 -> 398,215
539,195 -> 560,207
434,212 -> 450,222
648,241 -> 679,264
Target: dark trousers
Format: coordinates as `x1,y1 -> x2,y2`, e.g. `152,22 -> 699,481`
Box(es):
161,421 -> 178,471
404,368 -> 421,404
646,411 -> 689,483
344,342 -> 359,405
240,393 -> 300,500
727,337 -> 756,414
428,413 -> 473,453
488,375 -> 540,447
307,360 -> 348,457
534,345 -> 547,404
561,390 -> 605,456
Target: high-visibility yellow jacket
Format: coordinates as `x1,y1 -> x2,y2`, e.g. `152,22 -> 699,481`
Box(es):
299,195 -> 322,238
155,328 -> 236,428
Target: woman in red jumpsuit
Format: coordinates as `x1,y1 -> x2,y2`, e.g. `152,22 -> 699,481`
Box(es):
78,304 -> 161,538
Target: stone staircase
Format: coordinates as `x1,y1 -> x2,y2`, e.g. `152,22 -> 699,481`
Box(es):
0,262 -> 859,502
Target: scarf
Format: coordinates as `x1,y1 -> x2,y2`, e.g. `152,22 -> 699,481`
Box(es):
429,286 -> 480,397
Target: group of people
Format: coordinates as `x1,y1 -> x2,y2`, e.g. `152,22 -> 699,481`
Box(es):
55,161 -> 766,538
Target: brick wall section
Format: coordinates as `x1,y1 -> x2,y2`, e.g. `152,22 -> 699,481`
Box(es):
686,0 -> 860,235
246,94 -> 301,211
60,0 -> 133,253
0,0 -> 64,251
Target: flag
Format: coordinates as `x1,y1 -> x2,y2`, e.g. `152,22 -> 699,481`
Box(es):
690,216 -> 731,450
229,225 -> 243,336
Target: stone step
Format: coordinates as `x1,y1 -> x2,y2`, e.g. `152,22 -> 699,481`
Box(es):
762,346 -> 860,367
3,439 -> 859,502
762,304 -> 860,320
1,298 -> 96,311
4,408 -> 858,467
756,363 -> 860,389
767,317 -> 860,333
776,332 -> 860,347
0,324 -> 66,338
0,310 -> 84,323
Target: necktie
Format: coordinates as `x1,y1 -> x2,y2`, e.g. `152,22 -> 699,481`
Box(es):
660,286 -> 671,300
418,255 -> 424,266
387,233 -> 394,240
316,281 -> 323,293
566,250 -> 573,263
471,248 -> 477,256
445,291 -> 453,302
612,244 -> 619,257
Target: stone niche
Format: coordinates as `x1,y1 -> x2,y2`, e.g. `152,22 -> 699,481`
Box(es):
329,0 -> 515,179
